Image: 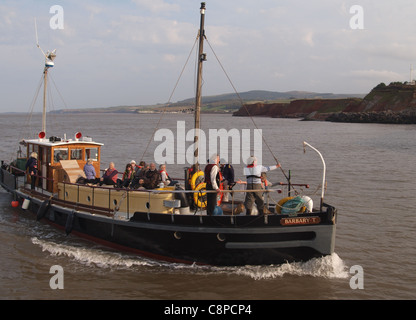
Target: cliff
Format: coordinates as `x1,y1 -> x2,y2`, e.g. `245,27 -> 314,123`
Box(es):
233,82 -> 416,124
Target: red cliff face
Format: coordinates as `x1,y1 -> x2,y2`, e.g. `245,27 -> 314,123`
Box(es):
233,98 -> 361,118
233,83 -> 416,123
233,102 -> 289,117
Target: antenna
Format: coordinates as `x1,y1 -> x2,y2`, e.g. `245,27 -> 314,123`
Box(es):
34,18 -> 45,56
34,18 -> 56,68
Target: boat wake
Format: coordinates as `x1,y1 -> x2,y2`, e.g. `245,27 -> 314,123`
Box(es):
31,237 -> 159,269
228,253 -> 349,280
31,237 -> 348,279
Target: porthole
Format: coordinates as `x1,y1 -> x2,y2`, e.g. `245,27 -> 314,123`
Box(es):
217,233 -> 225,242
174,232 -> 182,240
113,199 -> 118,206
87,196 -> 91,202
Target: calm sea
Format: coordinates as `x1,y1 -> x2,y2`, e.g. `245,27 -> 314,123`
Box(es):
0,113 -> 415,301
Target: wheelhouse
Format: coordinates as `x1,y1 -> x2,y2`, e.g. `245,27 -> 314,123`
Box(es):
21,133 -> 103,193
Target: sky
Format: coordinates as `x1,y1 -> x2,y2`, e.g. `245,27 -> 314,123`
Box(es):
1,0 -> 416,113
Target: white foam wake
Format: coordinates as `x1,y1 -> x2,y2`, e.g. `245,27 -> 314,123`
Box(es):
232,253 -> 349,280
31,237 -> 348,279
31,237 -> 157,268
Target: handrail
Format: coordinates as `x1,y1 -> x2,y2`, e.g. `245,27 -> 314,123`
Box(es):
303,141 -> 326,211
9,166 -> 311,216
59,180 -> 283,194
57,180 -> 286,216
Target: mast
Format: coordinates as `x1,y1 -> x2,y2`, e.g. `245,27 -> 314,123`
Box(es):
193,2 -> 206,170
35,18 -> 56,136
42,67 -> 48,134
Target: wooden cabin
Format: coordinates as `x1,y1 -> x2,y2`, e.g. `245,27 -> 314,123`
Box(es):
22,133 -> 103,193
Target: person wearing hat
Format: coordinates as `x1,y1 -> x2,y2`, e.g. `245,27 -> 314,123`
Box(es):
204,154 -> 221,215
130,160 -> 139,173
243,156 -> 280,215
25,152 -> 38,190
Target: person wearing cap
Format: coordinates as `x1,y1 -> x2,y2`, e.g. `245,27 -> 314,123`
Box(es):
26,152 -> 38,190
243,156 -> 280,215
130,160 -> 139,173
220,158 -> 234,202
204,154 -> 221,215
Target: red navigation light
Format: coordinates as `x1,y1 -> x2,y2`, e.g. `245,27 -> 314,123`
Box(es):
75,132 -> 82,139
38,131 -> 46,139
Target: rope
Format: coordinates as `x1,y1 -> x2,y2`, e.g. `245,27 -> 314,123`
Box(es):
6,74 -> 44,163
139,35 -> 199,163
204,37 -> 290,182
114,35 -> 201,210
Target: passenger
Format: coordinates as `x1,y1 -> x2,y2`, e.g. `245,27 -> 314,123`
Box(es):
204,154 -> 221,215
83,159 -> 98,184
135,162 -> 161,189
159,164 -> 178,186
26,152 -> 38,190
243,156 -> 280,215
120,163 -> 134,188
99,162 -> 119,186
220,158 -> 235,202
138,161 -> 146,170
131,161 -> 146,188
130,160 -> 139,174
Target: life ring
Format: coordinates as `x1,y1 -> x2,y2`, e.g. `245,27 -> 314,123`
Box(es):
194,182 -> 207,208
193,182 -> 224,208
190,170 -> 204,190
276,196 -> 307,214
276,197 -> 293,214
217,182 -> 224,206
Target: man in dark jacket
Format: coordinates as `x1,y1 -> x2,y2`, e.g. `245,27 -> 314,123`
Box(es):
25,152 -> 38,190
220,158 -> 235,202
136,162 -> 161,189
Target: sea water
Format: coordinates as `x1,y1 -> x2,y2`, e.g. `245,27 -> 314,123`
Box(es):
0,113 -> 415,300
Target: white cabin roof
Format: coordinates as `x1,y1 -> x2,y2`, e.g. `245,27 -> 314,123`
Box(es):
22,138 -> 104,147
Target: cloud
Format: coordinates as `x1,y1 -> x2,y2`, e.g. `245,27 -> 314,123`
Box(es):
302,30 -> 314,47
108,15 -> 194,46
2,0 -> 416,112
0,5 -> 16,26
131,0 -> 180,14
349,69 -> 403,81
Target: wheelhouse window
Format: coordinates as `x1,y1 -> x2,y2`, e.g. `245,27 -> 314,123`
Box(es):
54,148 -> 68,162
28,144 -> 39,157
71,149 -> 83,160
85,148 -> 98,161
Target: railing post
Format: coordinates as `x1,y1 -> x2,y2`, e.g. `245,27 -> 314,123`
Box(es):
127,190 -> 130,219
108,188 -> 111,212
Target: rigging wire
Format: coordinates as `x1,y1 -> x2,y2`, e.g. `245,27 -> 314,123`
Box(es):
49,73 -> 69,110
204,37 -> 290,182
49,73 -> 69,132
139,35 -> 199,163
6,72 -> 44,163
24,73 -> 44,135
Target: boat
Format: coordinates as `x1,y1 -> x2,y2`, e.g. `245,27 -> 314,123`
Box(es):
0,3 -> 337,266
